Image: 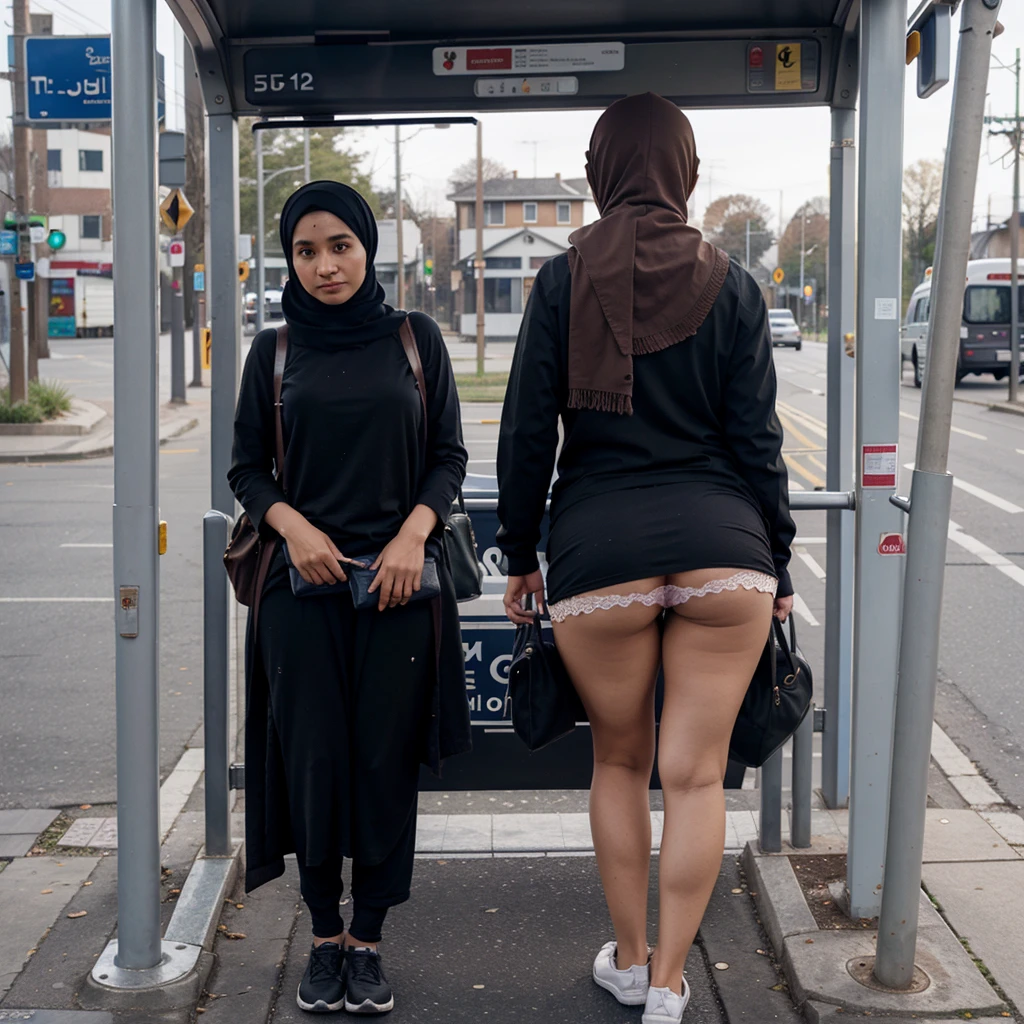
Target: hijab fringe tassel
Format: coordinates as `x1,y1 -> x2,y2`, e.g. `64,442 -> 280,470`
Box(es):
567,388 -> 633,416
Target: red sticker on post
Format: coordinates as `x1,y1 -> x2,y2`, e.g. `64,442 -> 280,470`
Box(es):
862,443 -> 898,488
878,532 -> 906,556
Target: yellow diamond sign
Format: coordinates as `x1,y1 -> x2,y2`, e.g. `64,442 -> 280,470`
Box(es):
160,188 -> 194,233
773,267 -> 785,285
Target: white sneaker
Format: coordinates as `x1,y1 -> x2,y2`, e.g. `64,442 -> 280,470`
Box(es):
643,977 -> 691,1023
592,940 -> 650,1005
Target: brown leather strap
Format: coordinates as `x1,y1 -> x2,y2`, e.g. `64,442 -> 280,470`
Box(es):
273,325 -> 288,493
399,317 -> 428,445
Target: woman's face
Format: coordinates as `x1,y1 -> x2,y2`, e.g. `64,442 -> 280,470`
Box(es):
291,209 -> 368,305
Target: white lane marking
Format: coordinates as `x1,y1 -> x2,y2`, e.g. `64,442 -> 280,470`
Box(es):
947,520 -> 1024,588
900,409 -> 987,440
777,401 -> 829,438
60,543 -> 113,548
1017,449 -> 1024,456
794,536 -> 827,544
0,597 -> 113,602
792,593 -> 820,626
904,463 -> 1022,515
797,551 -> 827,580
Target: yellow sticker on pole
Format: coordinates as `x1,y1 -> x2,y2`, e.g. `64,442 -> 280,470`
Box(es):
201,327 -> 212,370
775,44 -> 802,91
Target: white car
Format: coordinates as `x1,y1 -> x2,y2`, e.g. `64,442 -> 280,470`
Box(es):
768,309 -> 802,350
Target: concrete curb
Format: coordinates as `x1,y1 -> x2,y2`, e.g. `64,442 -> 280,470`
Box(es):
0,411 -> 198,463
0,399 -> 107,436
952,394 -> 1024,417
744,841 -> 1008,1019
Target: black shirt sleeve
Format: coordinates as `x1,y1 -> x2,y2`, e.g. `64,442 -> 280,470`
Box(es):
496,263 -> 564,576
227,328 -> 287,532
722,274 -> 796,597
410,312 -> 469,527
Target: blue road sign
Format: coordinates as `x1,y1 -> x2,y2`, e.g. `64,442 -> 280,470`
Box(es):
15,262 -> 35,281
193,270 -> 205,293
0,230 -> 17,256
24,36 -> 165,125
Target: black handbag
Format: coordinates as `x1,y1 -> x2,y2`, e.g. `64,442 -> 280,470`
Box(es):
729,615 -> 813,769
505,613 -> 587,751
446,492 -> 484,602
399,318 -> 484,603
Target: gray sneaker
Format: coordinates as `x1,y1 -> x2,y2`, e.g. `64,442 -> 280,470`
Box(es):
592,940 -> 650,1005
643,977 -> 691,1023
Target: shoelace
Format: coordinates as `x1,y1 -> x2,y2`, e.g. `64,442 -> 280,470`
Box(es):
309,944 -> 341,985
347,948 -> 384,988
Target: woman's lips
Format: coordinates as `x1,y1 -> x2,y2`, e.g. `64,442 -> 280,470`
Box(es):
319,281 -> 345,293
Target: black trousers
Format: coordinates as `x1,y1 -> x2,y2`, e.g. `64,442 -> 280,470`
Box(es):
298,804 -> 418,941
258,567 -> 433,938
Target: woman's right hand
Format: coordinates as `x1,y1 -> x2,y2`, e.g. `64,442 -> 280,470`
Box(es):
504,571 -> 547,625
265,503 -> 355,586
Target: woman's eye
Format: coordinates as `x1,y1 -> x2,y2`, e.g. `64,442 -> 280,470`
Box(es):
335,244 -> 348,253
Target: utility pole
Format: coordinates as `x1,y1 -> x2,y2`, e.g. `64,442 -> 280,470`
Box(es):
395,125 -> 405,310
255,127 -> 265,333
8,0 -> 29,402
745,219 -> 751,269
799,210 -> 806,332
475,120 -> 485,376
988,47 -> 1021,403
303,129 -> 311,184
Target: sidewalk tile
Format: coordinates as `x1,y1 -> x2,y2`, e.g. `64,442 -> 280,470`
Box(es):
923,809 -> 1018,862
558,812 -> 593,850
730,810 -> 760,847
492,812 -> 563,851
948,773 -> 1004,808
981,810 -> 1024,846
810,810 -> 843,838
57,818 -> 103,848
415,814 -> 447,853
0,835 -> 38,857
0,809 -> 58,835
89,818 -> 118,849
441,814 -> 492,852
923,859 -> 1024,1012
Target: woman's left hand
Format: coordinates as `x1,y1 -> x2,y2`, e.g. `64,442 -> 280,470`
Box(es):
774,595 -> 794,621
368,532 -> 427,611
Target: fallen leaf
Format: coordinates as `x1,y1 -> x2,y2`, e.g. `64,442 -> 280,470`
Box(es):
731,888 -> 743,894
714,962 -> 729,971
224,932 -> 247,940
27,949 -> 37,956
805,939 -> 814,944
485,908 -> 498,914
218,924 -> 227,931
40,889 -> 53,895
473,984 -> 485,989
80,804 -> 92,810
196,1009 -> 206,1015
756,949 -> 766,955
235,903 -> 245,909
169,888 -> 181,895
67,911 -> 88,919
82,881 -> 93,886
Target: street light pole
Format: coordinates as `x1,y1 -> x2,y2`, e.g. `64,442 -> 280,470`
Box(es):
395,125 -> 406,310
475,120 -> 486,376
799,211 -> 806,330
255,128 -> 265,333
1010,47 -> 1020,404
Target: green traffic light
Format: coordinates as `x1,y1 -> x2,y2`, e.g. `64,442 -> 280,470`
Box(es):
47,229 -> 67,251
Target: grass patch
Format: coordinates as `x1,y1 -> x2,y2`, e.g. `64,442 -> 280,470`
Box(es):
0,379 -> 73,423
455,372 -> 508,404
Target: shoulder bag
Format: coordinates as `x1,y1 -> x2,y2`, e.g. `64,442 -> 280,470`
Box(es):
729,615 -> 813,769
223,325 -> 288,607
398,318 -> 484,603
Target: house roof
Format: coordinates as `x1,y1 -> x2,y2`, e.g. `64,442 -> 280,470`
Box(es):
459,228 -> 571,263
448,176 -> 590,202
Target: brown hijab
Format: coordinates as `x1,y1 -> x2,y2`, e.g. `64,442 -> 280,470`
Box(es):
566,93 -> 730,414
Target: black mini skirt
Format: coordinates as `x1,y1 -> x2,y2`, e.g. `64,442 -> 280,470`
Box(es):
545,480 -> 776,606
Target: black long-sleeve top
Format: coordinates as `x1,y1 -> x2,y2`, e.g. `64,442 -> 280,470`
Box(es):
497,255 -> 795,597
229,311 -> 467,556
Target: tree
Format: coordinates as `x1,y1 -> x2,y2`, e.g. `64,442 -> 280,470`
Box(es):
239,120 -> 380,256
903,158 -> 943,301
778,198 -> 829,295
447,158 -> 511,194
375,188 -> 427,227
703,194 -> 774,267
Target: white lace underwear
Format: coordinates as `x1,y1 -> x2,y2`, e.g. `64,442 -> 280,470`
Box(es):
548,571 -> 779,623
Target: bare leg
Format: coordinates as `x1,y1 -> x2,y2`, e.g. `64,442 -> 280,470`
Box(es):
553,579 -> 664,969
651,570 -> 773,994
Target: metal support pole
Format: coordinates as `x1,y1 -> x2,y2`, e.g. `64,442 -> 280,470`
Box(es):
395,125 -> 405,310
303,128 -> 311,184
790,711 -> 813,848
475,120 -> 485,375
876,0 -> 1001,987
208,113 -> 240,515
170,270 -> 186,403
847,0 -> 907,920
799,214 -> 806,332
758,748 -> 783,853
110,0 -> 161,971
190,294 -> 203,387
1009,47 -> 1020,405
7,0 -> 28,403
824,105 -> 856,810
255,127 -> 265,334
203,510 -> 232,856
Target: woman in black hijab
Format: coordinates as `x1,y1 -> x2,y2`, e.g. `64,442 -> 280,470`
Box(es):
229,181 -> 470,1015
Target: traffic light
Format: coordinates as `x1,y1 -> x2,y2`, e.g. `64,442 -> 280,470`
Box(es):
425,257 -> 434,277
46,229 -> 67,251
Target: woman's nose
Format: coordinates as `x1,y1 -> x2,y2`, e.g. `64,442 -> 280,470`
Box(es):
317,260 -> 339,277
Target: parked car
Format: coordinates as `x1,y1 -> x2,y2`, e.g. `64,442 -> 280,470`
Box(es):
902,258 -> 1024,389
244,288 -> 285,328
769,308 -> 802,350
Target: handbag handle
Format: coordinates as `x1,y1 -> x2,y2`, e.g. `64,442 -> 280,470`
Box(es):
273,325 -> 288,494
773,617 -> 799,676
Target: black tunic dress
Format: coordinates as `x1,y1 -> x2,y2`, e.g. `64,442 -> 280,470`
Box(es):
496,256 -> 795,605
229,312 -> 471,892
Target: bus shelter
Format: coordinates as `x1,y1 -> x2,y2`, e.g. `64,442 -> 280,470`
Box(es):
105,0 -> 927,991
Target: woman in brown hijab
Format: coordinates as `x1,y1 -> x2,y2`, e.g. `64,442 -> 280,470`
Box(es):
497,94 -> 795,1023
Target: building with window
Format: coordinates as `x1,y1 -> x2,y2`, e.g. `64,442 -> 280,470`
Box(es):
448,174 -> 593,339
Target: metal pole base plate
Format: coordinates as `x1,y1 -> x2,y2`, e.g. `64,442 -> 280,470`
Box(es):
90,938 -> 201,990
847,956 -> 930,994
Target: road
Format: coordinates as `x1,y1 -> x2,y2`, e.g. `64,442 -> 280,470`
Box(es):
1,337 -> 1022,816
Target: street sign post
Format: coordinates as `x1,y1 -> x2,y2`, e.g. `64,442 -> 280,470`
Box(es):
15,262 -> 35,281
169,237 -> 185,268
160,189 -> 194,233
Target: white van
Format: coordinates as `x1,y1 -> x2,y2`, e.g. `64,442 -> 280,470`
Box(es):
902,258 -> 1023,388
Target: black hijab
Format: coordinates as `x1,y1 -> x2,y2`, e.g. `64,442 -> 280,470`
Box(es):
278,180 -> 406,349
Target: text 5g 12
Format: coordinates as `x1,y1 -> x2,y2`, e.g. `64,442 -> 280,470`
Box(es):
252,72 -> 314,93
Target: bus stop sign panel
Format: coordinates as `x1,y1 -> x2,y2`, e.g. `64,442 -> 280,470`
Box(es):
746,40 -> 820,93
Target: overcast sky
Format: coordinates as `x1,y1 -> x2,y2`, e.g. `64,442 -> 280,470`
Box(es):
7,1 -> 1022,236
